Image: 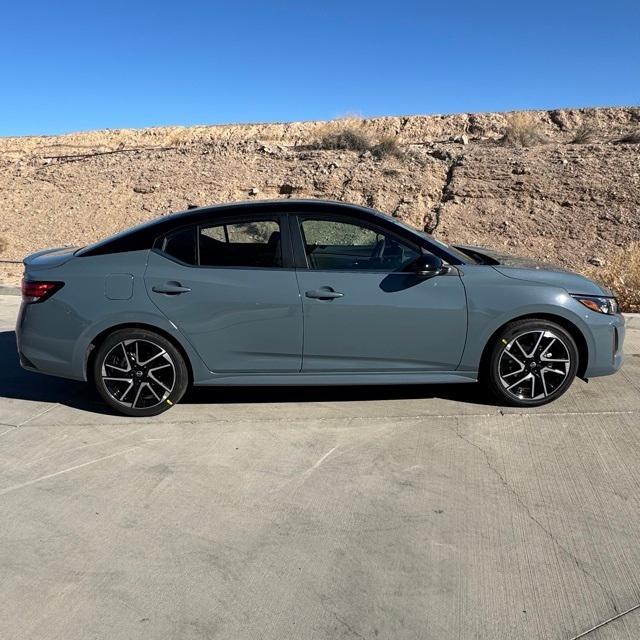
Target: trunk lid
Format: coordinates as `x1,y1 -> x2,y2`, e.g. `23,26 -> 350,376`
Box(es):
23,247 -> 79,272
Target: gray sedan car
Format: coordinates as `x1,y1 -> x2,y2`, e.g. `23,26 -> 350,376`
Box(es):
17,200 -> 624,416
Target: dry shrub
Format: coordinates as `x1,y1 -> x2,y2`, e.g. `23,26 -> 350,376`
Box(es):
571,124 -> 597,144
613,129 -> 640,144
586,243 -> 640,313
372,135 -> 404,159
310,120 -> 404,159
165,129 -> 191,147
313,127 -> 371,152
498,113 -> 546,147
0,235 -> 7,255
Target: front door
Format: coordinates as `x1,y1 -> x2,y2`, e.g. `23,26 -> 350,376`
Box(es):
293,216 -> 467,372
145,215 -> 303,373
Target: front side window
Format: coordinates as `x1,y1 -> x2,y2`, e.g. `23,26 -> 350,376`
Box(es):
300,218 -> 420,271
199,219 -> 282,268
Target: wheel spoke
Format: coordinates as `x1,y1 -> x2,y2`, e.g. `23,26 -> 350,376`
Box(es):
540,370 -> 549,396
530,375 -> 536,398
138,349 -> 167,367
148,363 -> 171,374
542,366 -> 566,376
529,332 -> 544,357
146,382 -> 162,402
540,337 -> 570,362
132,384 -> 144,409
514,338 -> 529,359
503,350 -> 525,367
543,337 -> 556,353
122,340 -> 139,368
149,371 -> 171,393
120,382 -> 135,402
502,368 -> 525,379
103,343 -> 132,373
507,373 -> 532,391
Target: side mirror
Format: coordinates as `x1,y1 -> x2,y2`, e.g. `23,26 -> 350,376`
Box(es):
406,254 -> 449,277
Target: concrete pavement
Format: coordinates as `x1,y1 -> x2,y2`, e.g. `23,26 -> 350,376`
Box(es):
1,294 -> 640,640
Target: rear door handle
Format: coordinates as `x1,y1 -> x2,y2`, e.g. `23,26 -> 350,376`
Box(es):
152,282 -> 192,295
305,287 -> 344,300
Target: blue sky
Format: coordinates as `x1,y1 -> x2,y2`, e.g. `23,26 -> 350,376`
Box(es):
1,0 -> 638,136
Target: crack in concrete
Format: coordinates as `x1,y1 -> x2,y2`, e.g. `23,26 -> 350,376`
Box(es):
331,612 -> 368,640
12,408 -> 636,432
315,590 -> 369,640
450,423 -> 620,615
0,425 -> 17,438
569,602 -> 640,639
16,403 -> 62,427
0,446 -> 140,497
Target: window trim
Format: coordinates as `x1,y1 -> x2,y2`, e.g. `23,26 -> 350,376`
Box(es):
152,213 -> 295,270
290,213 -> 427,274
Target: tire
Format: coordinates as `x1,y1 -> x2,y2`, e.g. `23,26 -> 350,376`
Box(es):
484,319 -> 579,407
93,328 -> 189,417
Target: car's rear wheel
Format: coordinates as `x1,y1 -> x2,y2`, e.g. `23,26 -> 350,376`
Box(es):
93,329 -> 188,416
485,319 -> 579,407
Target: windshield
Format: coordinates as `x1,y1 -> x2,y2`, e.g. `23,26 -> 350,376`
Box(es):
375,211 -> 478,264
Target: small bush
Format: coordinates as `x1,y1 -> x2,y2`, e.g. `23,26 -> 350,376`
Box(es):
0,236 -> 7,255
498,113 -> 546,147
613,129 -> 640,144
570,124 -> 597,144
586,243 -> 640,313
372,136 -> 404,159
313,128 -> 371,152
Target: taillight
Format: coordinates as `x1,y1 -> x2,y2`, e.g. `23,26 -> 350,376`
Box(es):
21,279 -> 64,304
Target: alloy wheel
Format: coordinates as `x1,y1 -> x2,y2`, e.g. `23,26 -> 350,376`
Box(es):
498,329 -> 571,401
100,339 -> 176,409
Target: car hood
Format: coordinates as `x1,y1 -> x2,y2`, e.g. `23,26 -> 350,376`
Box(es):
23,246 -> 78,271
454,244 -> 613,296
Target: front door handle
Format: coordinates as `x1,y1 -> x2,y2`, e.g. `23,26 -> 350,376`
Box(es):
305,287 -> 344,300
152,282 -> 192,295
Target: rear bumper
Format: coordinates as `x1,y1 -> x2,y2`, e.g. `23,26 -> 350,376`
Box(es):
16,300 -> 86,381
583,313 -> 625,378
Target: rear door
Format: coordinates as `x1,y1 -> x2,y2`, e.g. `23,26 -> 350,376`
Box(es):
292,214 -> 467,372
145,212 -> 303,373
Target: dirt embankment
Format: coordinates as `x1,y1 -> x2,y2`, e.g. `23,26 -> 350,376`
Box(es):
1,107 -> 639,303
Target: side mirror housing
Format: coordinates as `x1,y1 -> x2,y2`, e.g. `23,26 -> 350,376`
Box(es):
406,254 -> 449,277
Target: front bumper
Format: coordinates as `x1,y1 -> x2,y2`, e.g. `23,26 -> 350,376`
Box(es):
582,312 -> 625,378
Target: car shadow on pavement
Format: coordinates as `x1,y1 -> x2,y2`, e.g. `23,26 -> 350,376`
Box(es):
0,330 -> 496,416
184,382 -> 493,406
0,330 -> 108,414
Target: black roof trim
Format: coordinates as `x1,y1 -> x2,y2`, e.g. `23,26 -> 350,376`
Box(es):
77,199 -> 465,264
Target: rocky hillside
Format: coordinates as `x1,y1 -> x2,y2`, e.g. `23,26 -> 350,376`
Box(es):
1,107 -> 639,301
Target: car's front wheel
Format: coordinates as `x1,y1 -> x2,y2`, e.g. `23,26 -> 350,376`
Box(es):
485,319 -> 579,407
93,328 -> 189,416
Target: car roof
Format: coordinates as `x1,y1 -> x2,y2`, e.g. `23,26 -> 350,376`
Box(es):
165,198 -> 379,221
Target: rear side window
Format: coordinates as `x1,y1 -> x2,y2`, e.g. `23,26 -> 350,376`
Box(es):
199,220 -> 282,268
160,227 -> 196,265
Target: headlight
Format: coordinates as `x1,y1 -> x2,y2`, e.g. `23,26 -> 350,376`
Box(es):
571,294 -> 619,315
